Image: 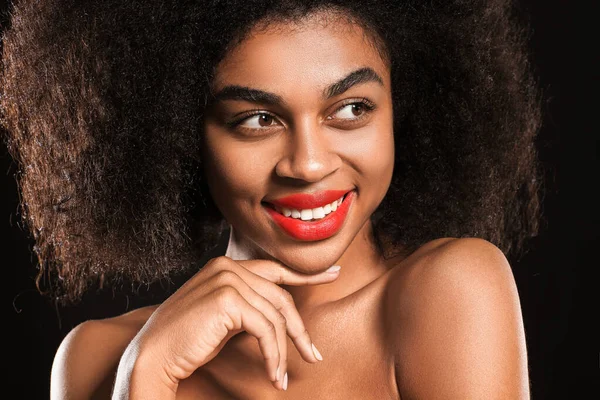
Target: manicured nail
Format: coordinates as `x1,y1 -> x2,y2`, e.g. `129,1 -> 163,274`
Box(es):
312,343 -> 323,361
283,372 -> 288,391
276,366 -> 280,382
326,265 -> 341,273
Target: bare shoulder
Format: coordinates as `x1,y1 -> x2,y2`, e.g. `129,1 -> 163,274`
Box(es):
385,238 -> 530,399
50,305 -> 158,400
387,237 -> 516,294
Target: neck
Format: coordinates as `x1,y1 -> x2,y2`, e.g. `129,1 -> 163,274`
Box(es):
225,220 -> 395,311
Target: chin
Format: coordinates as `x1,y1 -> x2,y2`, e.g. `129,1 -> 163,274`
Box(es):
259,238 -> 349,274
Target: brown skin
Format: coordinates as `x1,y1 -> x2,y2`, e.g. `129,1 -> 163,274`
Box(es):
50,13 -> 530,400
202,15 -> 395,291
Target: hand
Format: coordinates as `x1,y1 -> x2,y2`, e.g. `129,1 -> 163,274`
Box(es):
119,256 -> 341,396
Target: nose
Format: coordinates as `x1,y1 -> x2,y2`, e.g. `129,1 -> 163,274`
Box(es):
275,119 -> 341,183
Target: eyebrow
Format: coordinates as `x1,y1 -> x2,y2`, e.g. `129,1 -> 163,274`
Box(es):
324,67 -> 384,98
210,67 -> 384,106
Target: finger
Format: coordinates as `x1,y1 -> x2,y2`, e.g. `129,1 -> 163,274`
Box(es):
201,257 -> 331,365
216,285 -> 282,385
214,271 -> 289,390
243,291 -> 288,391
228,263 -> 322,364
271,286 -> 319,365
236,258 -> 342,286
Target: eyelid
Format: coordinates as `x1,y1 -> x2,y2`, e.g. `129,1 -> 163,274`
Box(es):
225,97 -> 377,131
225,109 -> 282,129
327,97 -> 377,120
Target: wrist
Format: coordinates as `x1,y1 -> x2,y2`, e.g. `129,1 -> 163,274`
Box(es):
112,337 -> 179,400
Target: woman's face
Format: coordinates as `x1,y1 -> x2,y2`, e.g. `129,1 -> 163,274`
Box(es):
203,14 -> 394,273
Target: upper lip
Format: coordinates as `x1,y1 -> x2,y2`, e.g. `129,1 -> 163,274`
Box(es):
265,189 -> 351,210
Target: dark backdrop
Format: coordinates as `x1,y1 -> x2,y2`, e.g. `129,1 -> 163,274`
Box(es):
2,0 -> 597,398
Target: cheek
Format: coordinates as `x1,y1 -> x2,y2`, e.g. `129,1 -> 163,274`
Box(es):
336,117 -> 395,185
361,129 -> 394,181
363,108 -> 395,182
202,135 -> 273,206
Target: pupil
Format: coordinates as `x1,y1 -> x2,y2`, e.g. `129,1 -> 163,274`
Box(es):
352,104 -> 364,116
259,115 -> 272,127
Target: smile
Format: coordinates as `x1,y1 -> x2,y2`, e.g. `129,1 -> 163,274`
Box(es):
271,194 -> 344,221
263,190 -> 355,241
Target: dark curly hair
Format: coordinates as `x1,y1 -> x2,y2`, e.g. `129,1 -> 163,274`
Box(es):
0,0 -> 542,304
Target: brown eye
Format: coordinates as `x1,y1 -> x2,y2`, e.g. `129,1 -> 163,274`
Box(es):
330,101 -> 374,121
351,104 -> 365,116
237,113 -> 279,129
258,114 -> 274,127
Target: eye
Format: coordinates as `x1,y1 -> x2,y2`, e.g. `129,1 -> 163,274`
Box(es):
237,113 -> 280,129
333,104 -> 366,119
327,99 -> 376,122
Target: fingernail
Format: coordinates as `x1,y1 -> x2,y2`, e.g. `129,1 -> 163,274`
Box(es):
283,372 -> 288,391
312,343 -> 323,361
326,265 -> 341,273
276,366 -> 280,381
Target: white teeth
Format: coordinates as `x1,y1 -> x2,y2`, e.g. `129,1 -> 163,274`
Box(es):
312,207 -> 325,219
300,209 -> 313,220
273,194 -> 346,220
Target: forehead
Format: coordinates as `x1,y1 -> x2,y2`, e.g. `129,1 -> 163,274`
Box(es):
212,15 -> 390,95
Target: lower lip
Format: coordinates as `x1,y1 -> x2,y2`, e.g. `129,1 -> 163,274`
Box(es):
264,190 -> 355,241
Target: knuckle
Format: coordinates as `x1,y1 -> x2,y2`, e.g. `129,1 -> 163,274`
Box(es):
204,256 -> 231,271
276,269 -> 286,285
278,287 -> 295,306
275,312 -> 287,327
215,285 -> 240,306
263,348 -> 279,361
214,270 -> 241,287
301,327 -> 310,339
263,320 -> 276,335
203,256 -> 220,271
291,327 -> 310,341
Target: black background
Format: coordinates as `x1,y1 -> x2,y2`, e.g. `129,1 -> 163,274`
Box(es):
1,0 -> 597,398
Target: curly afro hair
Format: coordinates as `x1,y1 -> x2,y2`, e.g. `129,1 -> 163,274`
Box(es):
1,0 -> 542,304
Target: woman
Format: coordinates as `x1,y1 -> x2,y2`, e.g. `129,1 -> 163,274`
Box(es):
1,0 -> 541,398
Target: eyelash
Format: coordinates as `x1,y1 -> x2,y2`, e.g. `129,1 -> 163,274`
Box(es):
327,98 -> 377,121
225,98 -> 377,130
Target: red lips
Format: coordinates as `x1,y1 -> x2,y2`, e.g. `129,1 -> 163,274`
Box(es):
264,190 -> 355,241
266,189 -> 349,210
